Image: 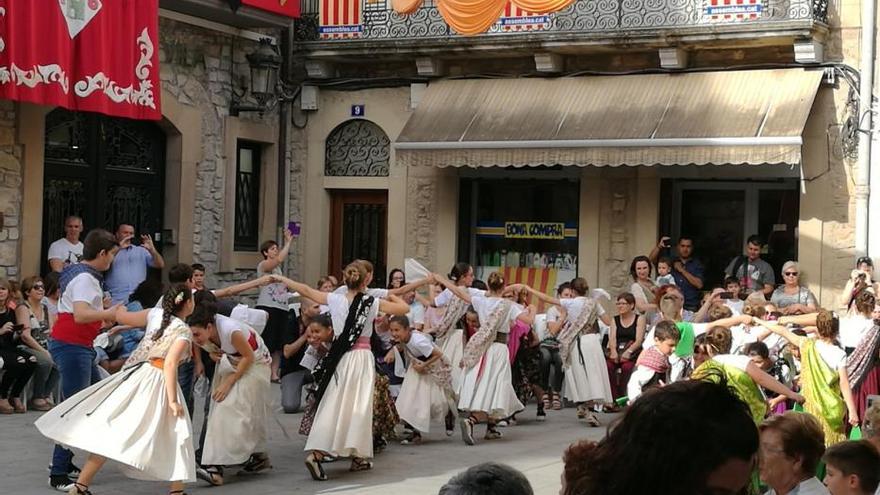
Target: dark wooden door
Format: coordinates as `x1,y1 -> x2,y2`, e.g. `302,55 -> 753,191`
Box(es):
328,190 -> 388,288
42,108 -> 165,275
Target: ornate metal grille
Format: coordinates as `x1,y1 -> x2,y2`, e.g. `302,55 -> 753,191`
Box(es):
103,118 -> 162,172
44,109 -> 87,165
235,141 -> 262,251
103,184 -> 158,235
342,202 -> 387,287
325,120 -> 390,177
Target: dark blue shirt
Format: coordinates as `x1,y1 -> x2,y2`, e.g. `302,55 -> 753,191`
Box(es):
672,258 -> 704,310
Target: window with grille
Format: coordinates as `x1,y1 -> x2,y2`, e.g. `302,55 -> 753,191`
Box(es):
234,141 -> 261,251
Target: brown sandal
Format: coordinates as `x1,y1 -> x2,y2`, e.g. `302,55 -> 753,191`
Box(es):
305,453 -> 327,481
349,457 -> 373,472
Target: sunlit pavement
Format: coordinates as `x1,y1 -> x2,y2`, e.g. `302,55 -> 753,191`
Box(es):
3,392 -> 614,494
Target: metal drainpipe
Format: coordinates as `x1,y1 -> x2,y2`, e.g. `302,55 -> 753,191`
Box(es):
857,0 -> 875,258
277,24 -> 292,256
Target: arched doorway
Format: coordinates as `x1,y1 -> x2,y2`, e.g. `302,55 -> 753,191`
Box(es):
41,108 -> 166,274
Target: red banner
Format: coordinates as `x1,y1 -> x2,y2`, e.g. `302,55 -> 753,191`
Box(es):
242,0 -> 300,18
0,0 -> 161,120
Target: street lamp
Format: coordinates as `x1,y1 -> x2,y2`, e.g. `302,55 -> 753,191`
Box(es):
231,38 -> 299,116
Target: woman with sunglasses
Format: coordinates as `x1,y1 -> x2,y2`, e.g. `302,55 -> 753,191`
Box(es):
770,261 -> 818,316
15,276 -> 60,411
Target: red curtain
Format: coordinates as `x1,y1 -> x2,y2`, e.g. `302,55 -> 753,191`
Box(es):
0,0 -> 161,120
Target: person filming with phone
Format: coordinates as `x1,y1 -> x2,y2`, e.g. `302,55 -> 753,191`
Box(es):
649,236 -> 704,312
104,223 -> 165,305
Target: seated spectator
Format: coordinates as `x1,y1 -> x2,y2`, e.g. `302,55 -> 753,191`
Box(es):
191,263 -> 206,291
280,298 -> 321,414
822,440 -> 880,495
0,278 -> 37,413
317,275 -> 337,292
772,261 -> 818,316
15,276 -> 60,410
722,276 -> 745,315
562,380 -> 758,495
760,412 -> 829,495
388,268 -> 405,290
439,462 -> 533,495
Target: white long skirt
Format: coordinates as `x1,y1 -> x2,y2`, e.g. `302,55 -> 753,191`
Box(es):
304,349 -> 375,458
35,362 -> 196,482
458,342 -> 523,419
563,333 -> 613,404
202,356 -> 271,466
439,329 -> 464,391
396,366 -> 454,433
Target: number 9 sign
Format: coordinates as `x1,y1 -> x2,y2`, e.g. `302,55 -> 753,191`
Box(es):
351,104 -> 365,117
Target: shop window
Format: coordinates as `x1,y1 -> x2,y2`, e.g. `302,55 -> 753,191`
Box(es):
234,140 -> 261,251
324,120 -> 390,177
459,177 -> 580,296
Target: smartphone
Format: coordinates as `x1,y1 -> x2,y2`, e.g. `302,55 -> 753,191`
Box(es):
11,323 -> 24,333
287,221 -> 301,237
718,292 -> 734,299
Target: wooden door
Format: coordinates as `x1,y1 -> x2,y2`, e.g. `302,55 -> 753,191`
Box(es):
328,190 -> 388,288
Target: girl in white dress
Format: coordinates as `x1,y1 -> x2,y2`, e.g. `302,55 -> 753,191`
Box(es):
187,303 -> 273,486
36,284 -> 197,495
389,315 -> 457,444
435,271 -> 535,445
431,263 -> 482,393
520,278 -> 613,427
276,261 -> 409,481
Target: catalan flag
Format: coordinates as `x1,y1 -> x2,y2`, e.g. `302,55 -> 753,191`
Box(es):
501,267 -> 559,313
319,0 -> 363,39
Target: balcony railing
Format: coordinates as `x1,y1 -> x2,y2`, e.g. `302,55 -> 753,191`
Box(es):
295,0 -> 828,42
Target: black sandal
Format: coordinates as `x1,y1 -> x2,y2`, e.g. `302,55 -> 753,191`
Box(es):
304,453 -> 327,481
349,457 -> 373,472
196,465 -> 223,486
169,490 -> 188,495
71,482 -> 92,495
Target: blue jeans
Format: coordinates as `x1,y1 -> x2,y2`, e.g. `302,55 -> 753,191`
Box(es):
178,360 -> 195,417
48,340 -> 101,476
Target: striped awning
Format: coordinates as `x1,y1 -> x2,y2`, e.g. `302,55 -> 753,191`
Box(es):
395,68 -> 823,168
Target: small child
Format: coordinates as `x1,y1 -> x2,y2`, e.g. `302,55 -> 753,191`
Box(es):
626,321 -> 681,404
722,277 -> 745,315
298,314 -> 333,437
390,315 -> 458,443
655,257 -> 676,287
822,440 -> 880,495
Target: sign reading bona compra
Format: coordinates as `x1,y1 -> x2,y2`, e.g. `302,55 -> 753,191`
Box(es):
505,222 -> 565,240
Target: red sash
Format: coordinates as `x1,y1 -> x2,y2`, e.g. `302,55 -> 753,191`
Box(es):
51,313 -> 102,347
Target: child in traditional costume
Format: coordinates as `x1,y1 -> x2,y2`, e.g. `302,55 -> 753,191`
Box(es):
627,320 -> 680,404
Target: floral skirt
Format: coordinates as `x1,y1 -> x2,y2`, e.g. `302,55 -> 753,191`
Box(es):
373,371 -> 399,441
512,346 -> 542,404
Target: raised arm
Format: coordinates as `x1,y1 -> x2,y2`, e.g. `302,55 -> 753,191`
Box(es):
75,301 -> 119,324
754,318 -> 806,348
518,284 -> 561,307
114,307 -> 152,328
259,230 -> 293,272
378,293 -> 410,316
213,275 -> 273,299
777,313 -> 819,327
434,273 -> 472,304
648,236 -> 669,265
710,314 -> 752,329
516,305 -> 536,326
388,275 -> 433,297
275,276 -> 328,306
745,362 -> 804,403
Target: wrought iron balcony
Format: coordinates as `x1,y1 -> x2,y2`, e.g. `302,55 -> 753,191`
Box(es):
294,0 -> 828,43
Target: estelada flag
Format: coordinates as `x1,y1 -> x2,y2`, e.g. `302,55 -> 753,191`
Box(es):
0,0 -> 161,120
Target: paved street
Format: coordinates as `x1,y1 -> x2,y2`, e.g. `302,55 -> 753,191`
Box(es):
3,393 -> 613,495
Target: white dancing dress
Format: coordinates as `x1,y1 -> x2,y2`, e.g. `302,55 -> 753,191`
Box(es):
35,309 -> 196,482
395,331 -> 455,433
560,297 -> 613,404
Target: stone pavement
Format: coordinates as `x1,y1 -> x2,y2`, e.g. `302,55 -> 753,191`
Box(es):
2,393 -> 614,495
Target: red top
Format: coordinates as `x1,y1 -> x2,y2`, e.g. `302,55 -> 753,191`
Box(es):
52,312 -> 102,347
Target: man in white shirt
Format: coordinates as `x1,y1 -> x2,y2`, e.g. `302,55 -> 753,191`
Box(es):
47,216 -> 84,272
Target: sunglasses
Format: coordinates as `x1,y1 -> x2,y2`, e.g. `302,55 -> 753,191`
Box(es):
783,272 -> 798,276
31,284 -> 45,290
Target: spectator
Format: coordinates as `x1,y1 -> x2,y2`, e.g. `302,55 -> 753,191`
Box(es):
15,276 -> 60,411
725,234 -> 775,298
104,224 -> 164,304
722,276 -> 745,315
317,275 -> 337,292
865,401 -> 880,453
649,235 -> 704,311
47,215 -> 84,273
842,257 -> 879,315
759,412 -> 829,495
0,278 -> 37,414
43,271 -> 61,322
606,292 -> 645,400
404,289 -> 425,331
281,297 -> 320,413
771,261 -> 818,315
439,462 -> 533,495
388,268 -> 405,290
822,440 -> 880,495
540,282 -> 570,411
561,380 -> 758,495
191,263 -> 206,291
629,255 -> 658,319
256,229 -> 295,383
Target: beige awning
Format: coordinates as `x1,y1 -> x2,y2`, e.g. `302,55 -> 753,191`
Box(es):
395,69 -> 823,168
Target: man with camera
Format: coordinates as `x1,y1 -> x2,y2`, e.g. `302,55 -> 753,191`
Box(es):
841,256 -> 879,313
104,224 -> 165,305
649,236 -> 704,312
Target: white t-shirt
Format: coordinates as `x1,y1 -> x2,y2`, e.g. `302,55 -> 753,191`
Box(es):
405,331 -> 435,359
470,294 -> 524,334
408,301 -> 425,327
766,477 -> 829,495
713,353 -> 751,371
215,314 -> 271,364
58,273 -> 103,313
838,314 -> 874,349
559,296 -> 606,325
325,292 -> 380,338
724,299 -> 744,315
642,321 -> 710,351
815,340 -> 847,371
730,324 -> 758,354
434,287 -> 485,307
47,238 -> 83,266
322,286 -> 388,313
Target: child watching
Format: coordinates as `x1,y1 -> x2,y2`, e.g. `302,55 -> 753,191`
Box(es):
626,321 -> 680,404
722,277 -> 745,315
389,315 -> 457,443
655,258 -> 676,287
822,440 -> 880,495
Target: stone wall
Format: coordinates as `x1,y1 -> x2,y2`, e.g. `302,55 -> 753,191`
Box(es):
0,100 -> 21,280
157,18 -> 284,292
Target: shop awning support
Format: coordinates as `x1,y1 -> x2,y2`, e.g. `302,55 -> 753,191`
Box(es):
396,136 -> 803,150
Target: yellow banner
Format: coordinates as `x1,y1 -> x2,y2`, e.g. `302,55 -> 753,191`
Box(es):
504,222 -> 565,240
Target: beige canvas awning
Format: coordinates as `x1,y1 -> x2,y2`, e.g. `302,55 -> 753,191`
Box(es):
395,69 -> 823,168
